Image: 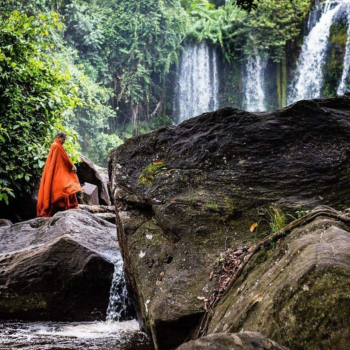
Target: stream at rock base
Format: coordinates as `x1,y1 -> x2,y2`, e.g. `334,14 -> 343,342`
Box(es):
0,320 -> 151,349
0,241 -> 151,349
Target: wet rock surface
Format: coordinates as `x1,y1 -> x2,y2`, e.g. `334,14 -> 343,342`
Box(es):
108,94 -> 350,349
176,332 -> 288,350
0,210 -> 119,321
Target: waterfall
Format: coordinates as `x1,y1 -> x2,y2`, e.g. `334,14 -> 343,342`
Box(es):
106,257 -> 132,321
242,53 -> 267,112
338,7 -> 350,94
175,42 -> 219,123
288,1 -> 342,104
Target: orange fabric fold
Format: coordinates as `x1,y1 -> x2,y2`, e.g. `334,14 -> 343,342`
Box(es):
37,139 -> 82,217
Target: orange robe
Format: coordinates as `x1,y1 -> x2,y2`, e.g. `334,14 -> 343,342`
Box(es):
37,139 -> 82,217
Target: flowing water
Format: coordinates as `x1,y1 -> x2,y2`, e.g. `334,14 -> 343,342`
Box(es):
174,41 -> 219,123
242,53 -> 267,112
0,253 -> 151,350
338,5 -> 350,94
288,1 -> 343,103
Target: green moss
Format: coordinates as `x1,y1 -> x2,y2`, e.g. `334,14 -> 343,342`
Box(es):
0,294 -> 47,314
276,269 -> 350,349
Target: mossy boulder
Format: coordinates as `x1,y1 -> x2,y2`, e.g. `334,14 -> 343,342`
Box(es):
208,216 -> 350,349
0,210 -> 121,321
108,94 -> 350,349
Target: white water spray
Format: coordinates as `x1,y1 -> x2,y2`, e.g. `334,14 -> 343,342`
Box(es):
106,259 -> 131,322
288,1 -> 342,103
242,53 -> 267,112
338,7 -> 350,94
175,42 -> 219,123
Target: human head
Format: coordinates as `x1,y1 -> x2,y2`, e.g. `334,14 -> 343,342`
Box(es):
56,131 -> 67,144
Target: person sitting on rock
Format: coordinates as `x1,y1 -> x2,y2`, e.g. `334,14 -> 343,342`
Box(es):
37,131 -> 82,217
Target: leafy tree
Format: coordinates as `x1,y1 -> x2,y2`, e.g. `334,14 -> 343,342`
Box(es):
99,0 -> 187,128
184,0 -> 311,62
0,11 -> 79,200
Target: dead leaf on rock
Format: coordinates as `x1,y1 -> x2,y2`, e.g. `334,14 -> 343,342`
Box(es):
156,271 -> 164,286
250,222 -> 258,232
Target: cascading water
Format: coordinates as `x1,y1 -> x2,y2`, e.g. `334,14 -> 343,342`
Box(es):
0,251 -> 149,349
174,41 -> 219,123
338,6 -> 350,94
242,53 -> 267,112
106,258 -> 132,321
288,1 -> 342,104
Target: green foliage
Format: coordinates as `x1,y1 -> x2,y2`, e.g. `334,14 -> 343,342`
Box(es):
0,11 -> 79,198
137,161 -> 167,187
1,0 -> 315,169
0,185 -> 14,204
184,0 -> 312,62
296,204 -> 309,219
267,205 -> 286,233
206,200 -> 220,212
99,0 -> 187,126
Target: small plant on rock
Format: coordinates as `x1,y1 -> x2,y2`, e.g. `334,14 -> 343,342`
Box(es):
137,161 -> 167,187
206,200 -> 220,212
296,204 -> 309,219
267,205 -> 286,233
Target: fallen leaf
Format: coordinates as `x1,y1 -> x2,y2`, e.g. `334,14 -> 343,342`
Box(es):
250,222 -> 258,232
209,271 -> 213,281
153,160 -> 163,165
156,271 -> 165,286
197,296 -> 206,301
170,200 -> 177,204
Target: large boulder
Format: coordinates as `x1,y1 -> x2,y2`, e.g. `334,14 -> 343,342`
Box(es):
108,94 -> 350,349
177,332 -> 288,350
77,154 -> 112,205
207,215 -> 350,349
0,210 -> 120,321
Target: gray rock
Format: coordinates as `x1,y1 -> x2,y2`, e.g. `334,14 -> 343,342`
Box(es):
94,213 -> 116,224
177,332 -> 288,350
82,182 -> 99,205
79,204 -> 115,213
77,154 -> 112,206
108,94 -> 350,349
0,219 -> 12,227
0,210 -> 119,321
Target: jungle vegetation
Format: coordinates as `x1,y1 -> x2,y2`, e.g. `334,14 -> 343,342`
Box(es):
0,0 -> 312,199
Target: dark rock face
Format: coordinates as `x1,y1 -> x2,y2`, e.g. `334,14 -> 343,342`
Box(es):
0,181 -> 39,222
77,154 -> 112,206
108,94 -> 350,349
177,332 -> 288,350
0,210 -> 119,321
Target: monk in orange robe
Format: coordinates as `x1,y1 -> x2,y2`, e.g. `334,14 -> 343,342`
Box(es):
37,131 -> 82,217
